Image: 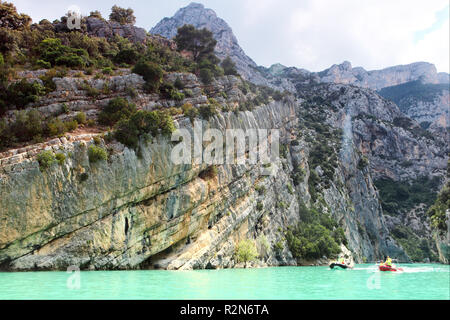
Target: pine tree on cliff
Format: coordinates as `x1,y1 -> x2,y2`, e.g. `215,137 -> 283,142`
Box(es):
109,5 -> 136,25
221,56 -> 239,76
174,24 -> 217,62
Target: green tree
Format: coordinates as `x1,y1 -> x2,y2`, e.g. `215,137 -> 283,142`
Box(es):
174,25 -> 217,62
114,110 -> 175,149
6,79 -> 45,109
235,239 -> 258,265
221,56 -> 239,76
109,5 -> 136,25
37,38 -> 90,69
10,109 -> 44,142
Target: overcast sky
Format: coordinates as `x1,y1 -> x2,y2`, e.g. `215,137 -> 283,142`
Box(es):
12,0 -> 450,73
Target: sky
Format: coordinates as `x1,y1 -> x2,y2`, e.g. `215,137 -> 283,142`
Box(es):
11,0 -> 450,73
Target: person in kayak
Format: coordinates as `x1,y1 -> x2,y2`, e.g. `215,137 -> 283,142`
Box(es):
385,256 -> 392,267
339,257 -> 345,265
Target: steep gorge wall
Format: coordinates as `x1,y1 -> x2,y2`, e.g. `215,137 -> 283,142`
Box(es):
0,99 -> 302,270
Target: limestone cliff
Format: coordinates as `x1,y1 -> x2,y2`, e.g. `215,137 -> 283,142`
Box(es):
295,82 -> 448,262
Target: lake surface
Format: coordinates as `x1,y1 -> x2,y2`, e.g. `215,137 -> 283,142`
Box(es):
0,264 -> 448,300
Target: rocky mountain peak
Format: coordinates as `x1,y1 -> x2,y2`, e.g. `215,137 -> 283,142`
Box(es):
150,2 -> 272,87
268,63 -> 288,76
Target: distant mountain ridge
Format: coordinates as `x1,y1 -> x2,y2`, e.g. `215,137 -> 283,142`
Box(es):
315,61 -> 449,90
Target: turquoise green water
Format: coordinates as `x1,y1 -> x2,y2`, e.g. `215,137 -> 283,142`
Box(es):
0,264 -> 448,300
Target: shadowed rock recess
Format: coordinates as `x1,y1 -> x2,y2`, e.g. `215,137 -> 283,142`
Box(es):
0,3 -> 448,270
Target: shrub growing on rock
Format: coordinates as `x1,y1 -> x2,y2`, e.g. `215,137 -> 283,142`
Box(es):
102,67 -> 113,75
358,156 -> 369,170
6,79 -> 45,109
98,97 -> 136,126
114,110 -> 175,149
114,47 -> 140,65
173,77 -> 184,90
181,103 -> 198,121
75,112 -> 87,125
55,152 -> 66,165
64,119 -> 78,132
132,59 -> 163,93
198,103 -> 217,120
88,145 -> 108,163
45,118 -> 66,137
89,10 -> 103,19
37,150 -> 56,170
427,182 -> 449,233
199,166 -> 218,179
159,82 -> 185,101
37,38 -> 90,69
10,109 -> 44,142
199,68 -> 213,84
0,2 -> 31,30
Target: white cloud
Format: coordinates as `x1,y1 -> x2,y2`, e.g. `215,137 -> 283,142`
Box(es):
406,18 -> 449,73
283,0 -> 449,71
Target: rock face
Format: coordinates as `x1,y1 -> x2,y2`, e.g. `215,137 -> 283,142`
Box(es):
296,83 -> 447,181
51,17 -> 148,43
150,3 -> 272,88
84,17 -> 148,43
